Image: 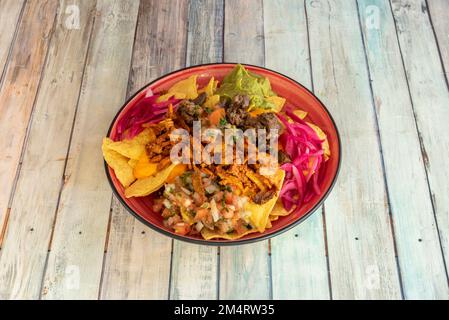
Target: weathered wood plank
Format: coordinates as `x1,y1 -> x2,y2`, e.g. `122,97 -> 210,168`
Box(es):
0,0 -> 96,300
100,0 -> 188,300
306,0 -> 401,299
0,0 -> 25,80
357,0 -> 449,300
169,0 -> 223,300
100,197 -> 172,299
0,0 -> 58,243
427,0 -> 449,83
264,0 -> 330,300
220,0 -> 271,300
390,0 -> 449,291
41,0 -> 140,300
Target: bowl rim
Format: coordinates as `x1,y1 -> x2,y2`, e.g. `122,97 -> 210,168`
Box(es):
104,62 -> 342,246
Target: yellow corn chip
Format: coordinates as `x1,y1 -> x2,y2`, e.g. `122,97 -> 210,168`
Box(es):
106,128 -> 155,160
245,169 -> 285,233
306,122 -> 330,160
270,200 -> 293,217
168,75 -> 199,100
128,158 -> 139,169
204,94 -> 220,109
201,227 -> 258,240
294,109 -> 308,119
102,138 -> 135,188
198,77 -> 217,96
265,96 -> 286,112
125,163 -> 177,198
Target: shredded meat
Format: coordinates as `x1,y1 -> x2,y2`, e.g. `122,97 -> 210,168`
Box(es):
226,95 -> 250,127
177,100 -> 204,126
278,150 -> 291,165
252,189 -> 276,204
245,112 -> 281,132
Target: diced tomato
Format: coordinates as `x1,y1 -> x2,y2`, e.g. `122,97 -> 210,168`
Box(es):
152,202 -> 163,213
173,222 -> 191,235
224,191 -> 234,205
214,191 -> 223,202
221,208 -> 234,219
195,208 -> 209,222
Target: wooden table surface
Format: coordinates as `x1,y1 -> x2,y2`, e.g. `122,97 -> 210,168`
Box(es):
0,0 -> 448,300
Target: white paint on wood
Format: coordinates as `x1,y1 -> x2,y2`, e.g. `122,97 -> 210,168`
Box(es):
427,0 -> 449,83
100,198 -> 172,299
357,0 -> 449,300
390,0 -> 449,289
0,0 -> 96,300
41,0 -> 140,300
306,0 -> 401,299
0,0 -> 58,242
264,0 -> 330,300
0,0 -> 24,78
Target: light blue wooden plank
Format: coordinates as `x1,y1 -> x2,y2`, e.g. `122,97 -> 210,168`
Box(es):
356,0 -> 449,299
427,0 -> 449,84
389,0 -> 449,296
41,0 -> 140,299
306,0 -> 402,299
264,0 -> 330,300
220,0 -> 271,300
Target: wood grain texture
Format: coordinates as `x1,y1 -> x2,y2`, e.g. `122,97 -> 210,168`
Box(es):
306,0 -> 401,299
427,0 -> 449,83
357,0 -> 449,300
390,0 -> 449,287
0,0 -> 96,300
264,0 -> 330,300
220,0 -> 271,300
100,197 -> 172,299
169,0 -> 223,300
41,0 -> 139,300
100,0 -> 188,300
0,0 -> 25,80
0,0 -> 58,243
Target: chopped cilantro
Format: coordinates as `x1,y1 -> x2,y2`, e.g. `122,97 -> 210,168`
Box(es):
219,117 -> 228,127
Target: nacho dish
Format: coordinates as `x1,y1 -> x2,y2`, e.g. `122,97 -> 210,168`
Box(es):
102,64 -> 330,240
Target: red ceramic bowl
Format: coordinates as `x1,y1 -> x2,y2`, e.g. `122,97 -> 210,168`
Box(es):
105,63 -> 341,245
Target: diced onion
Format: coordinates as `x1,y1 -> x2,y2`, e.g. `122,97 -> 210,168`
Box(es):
181,187 -> 192,195
195,222 -> 204,232
210,199 -> 220,222
163,199 -> 172,209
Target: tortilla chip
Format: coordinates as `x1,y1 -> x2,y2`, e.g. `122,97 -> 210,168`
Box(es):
201,227 -> 258,240
307,122 -> 330,160
168,75 -> 198,100
245,169 -> 285,233
269,215 -> 279,222
157,93 -> 176,102
102,138 -> 135,188
294,109 -> 308,119
128,158 -> 139,169
106,128 -> 156,160
265,96 -> 286,112
204,94 -> 220,109
198,77 -> 217,96
266,219 -> 272,229
270,200 -> 293,216
124,163 -> 177,198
